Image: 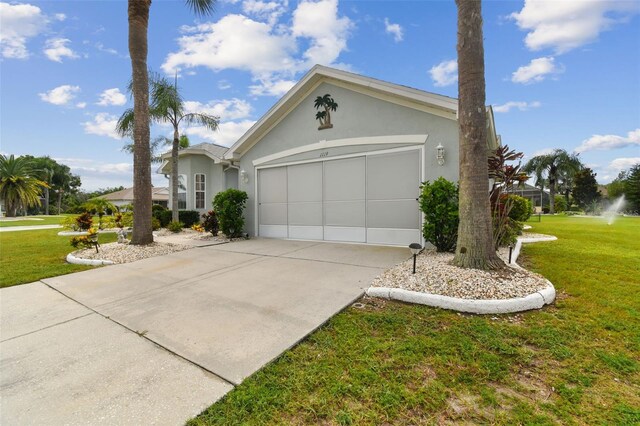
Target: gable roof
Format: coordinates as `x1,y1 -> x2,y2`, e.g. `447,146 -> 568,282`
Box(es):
157,142 -> 229,174
100,186 -> 169,202
224,64 -> 498,160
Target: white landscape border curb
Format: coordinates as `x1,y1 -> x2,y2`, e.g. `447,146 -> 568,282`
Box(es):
66,253 -> 114,266
366,235 -> 558,314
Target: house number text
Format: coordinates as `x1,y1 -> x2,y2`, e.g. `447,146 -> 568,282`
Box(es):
319,151 -> 329,158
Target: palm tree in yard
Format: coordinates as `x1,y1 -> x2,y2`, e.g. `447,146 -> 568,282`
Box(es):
523,149 -> 582,214
452,0 -> 504,270
0,155 -> 47,217
126,0 -> 215,245
117,74 -> 218,223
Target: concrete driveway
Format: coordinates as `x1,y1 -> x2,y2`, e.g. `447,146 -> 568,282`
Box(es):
1,239 -> 408,425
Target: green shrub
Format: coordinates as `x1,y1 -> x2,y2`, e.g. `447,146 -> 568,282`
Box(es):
168,220 -> 183,233
151,217 -> 161,231
152,204 -> 168,223
213,189 -> 248,238
179,210 -> 200,228
121,212 -> 133,228
496,218 -> 523,247
101,216 -> 116,229
75,212 -> 93,230
569,204 -> 582,212
61,215 -> 79,230
554,195 -> 568,213
159,210 -> 172,227
419,178 -> 459,252
202,210 -> 219,236
507,194 -> 533,222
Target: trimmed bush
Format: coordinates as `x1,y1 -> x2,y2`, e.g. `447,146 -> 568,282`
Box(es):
507,194 -> 533,222
419,178 -> 459,252
201,210 -> 219,236
159,210 -> 172,227
213,189 -> 248,238
554,195 -> 568,213
168,220 -> 183,233
151,217 -> 161,231
178,210 -> 200,228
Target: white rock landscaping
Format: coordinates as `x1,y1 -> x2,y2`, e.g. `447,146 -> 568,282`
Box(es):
68,242 -> 192,265
366,233 -> 558,314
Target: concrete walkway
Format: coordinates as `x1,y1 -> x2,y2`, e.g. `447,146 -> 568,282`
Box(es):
1,239 -> 408,425
0,224 -> 62,232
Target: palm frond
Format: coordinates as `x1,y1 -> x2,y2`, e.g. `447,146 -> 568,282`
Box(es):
180,113 -> 219,130
185,0 -> 216,16
116,108 -> 136,137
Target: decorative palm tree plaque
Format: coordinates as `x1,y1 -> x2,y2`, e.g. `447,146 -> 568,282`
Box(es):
314,94 -> 338,130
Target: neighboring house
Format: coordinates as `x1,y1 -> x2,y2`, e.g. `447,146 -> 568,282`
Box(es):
511,183 -> 550,210
100,186 -> 169,209
159,65 -> 500,246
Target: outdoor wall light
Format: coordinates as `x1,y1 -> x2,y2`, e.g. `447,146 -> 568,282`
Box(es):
436,143 -> 445,166
409,243 -> 422,274
240,169 -> 249,184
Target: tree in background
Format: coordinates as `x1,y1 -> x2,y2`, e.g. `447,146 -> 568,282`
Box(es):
523,149 -> 582,214
572,168 -> 601,211
624,164 -> 640,214
0,155 -> 47,217
23,156 -> 81,214
606,170 -> 627,200
126,0 -> 216,245
452,0 -> 503,270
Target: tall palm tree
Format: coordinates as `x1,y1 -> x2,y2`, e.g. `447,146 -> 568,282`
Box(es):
523,149 -> 582,214
117,75 -> 218,222
0,155 -> 47,217
127,0 -> 215,245
452,0 -> 503,270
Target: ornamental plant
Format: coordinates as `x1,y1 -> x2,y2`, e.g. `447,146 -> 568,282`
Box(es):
168,220 -> 183,233
201,210 -> 219,236
419,178 -> 459,252
213,189 -> 248,238
75,212 -> 93,230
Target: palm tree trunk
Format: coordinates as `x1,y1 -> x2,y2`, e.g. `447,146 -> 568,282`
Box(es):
452,0 -> 503,270
56,190 -> 62,214
45,188 -> 50,215
128,0 -> 153,245
171,127 -> 180,223
549,176 -> 556,214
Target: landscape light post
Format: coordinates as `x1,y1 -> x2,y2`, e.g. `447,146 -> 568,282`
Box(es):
409,243 -> 422,274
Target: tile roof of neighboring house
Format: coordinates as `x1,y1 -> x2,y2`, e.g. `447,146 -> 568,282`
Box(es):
160,142 -> 229,161
100,186 -> 169,202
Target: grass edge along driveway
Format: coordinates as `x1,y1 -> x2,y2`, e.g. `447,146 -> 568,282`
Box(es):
189,215 -> 640,425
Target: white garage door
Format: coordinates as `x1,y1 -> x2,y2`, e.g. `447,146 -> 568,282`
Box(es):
258,149 -> 421,246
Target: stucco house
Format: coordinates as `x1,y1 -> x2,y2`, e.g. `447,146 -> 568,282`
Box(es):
158,65 -> 500,246
100,186 -> 169,209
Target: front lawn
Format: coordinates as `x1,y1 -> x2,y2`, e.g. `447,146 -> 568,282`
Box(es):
0,229 -> 117,288
191,215 -> 640,425
0,215 -> 69,227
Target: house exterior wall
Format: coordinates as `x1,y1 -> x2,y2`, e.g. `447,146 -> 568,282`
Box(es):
238,81 -> 460,237
168,155 -> 225,214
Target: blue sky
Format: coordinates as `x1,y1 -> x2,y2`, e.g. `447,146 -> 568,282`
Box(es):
1,0 -> 639,190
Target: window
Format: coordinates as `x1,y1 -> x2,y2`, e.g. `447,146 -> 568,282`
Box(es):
178,174 -> 187,210
195,173 -> 206,209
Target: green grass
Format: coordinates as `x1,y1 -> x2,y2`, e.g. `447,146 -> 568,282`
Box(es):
190,216 -> 640,425
0,228 -> 117,288
0,215 -> 70,227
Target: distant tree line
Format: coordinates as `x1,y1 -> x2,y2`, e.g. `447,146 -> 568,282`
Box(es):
606,164 -> 640,214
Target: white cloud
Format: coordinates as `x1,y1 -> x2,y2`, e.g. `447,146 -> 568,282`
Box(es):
249,77 -> 296,96
53,157 -> 157,191
162,0 -> 353,96
162,15 -> 297,76
608,157 -> 640,172
54,13 -> 66,21
511,56 -> 562,84
493,100 -> 541,113
183,98 -> 252,120
292,0 -> 353,66
184,119 -> 256,147
43,37 -> 78,62
97,88 -> 127,106
384,18 -> 403,42
83,113 -> 122,140
242,0 -> 287,24
510,0 -> 640,54
76,102 -> 87,109
429,60 -> 457,87
0,2 -> 48,59
95,42 -> 119,55
39,84 -> 80,105
575,129 -> 640,153
218,80 -> 232,90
